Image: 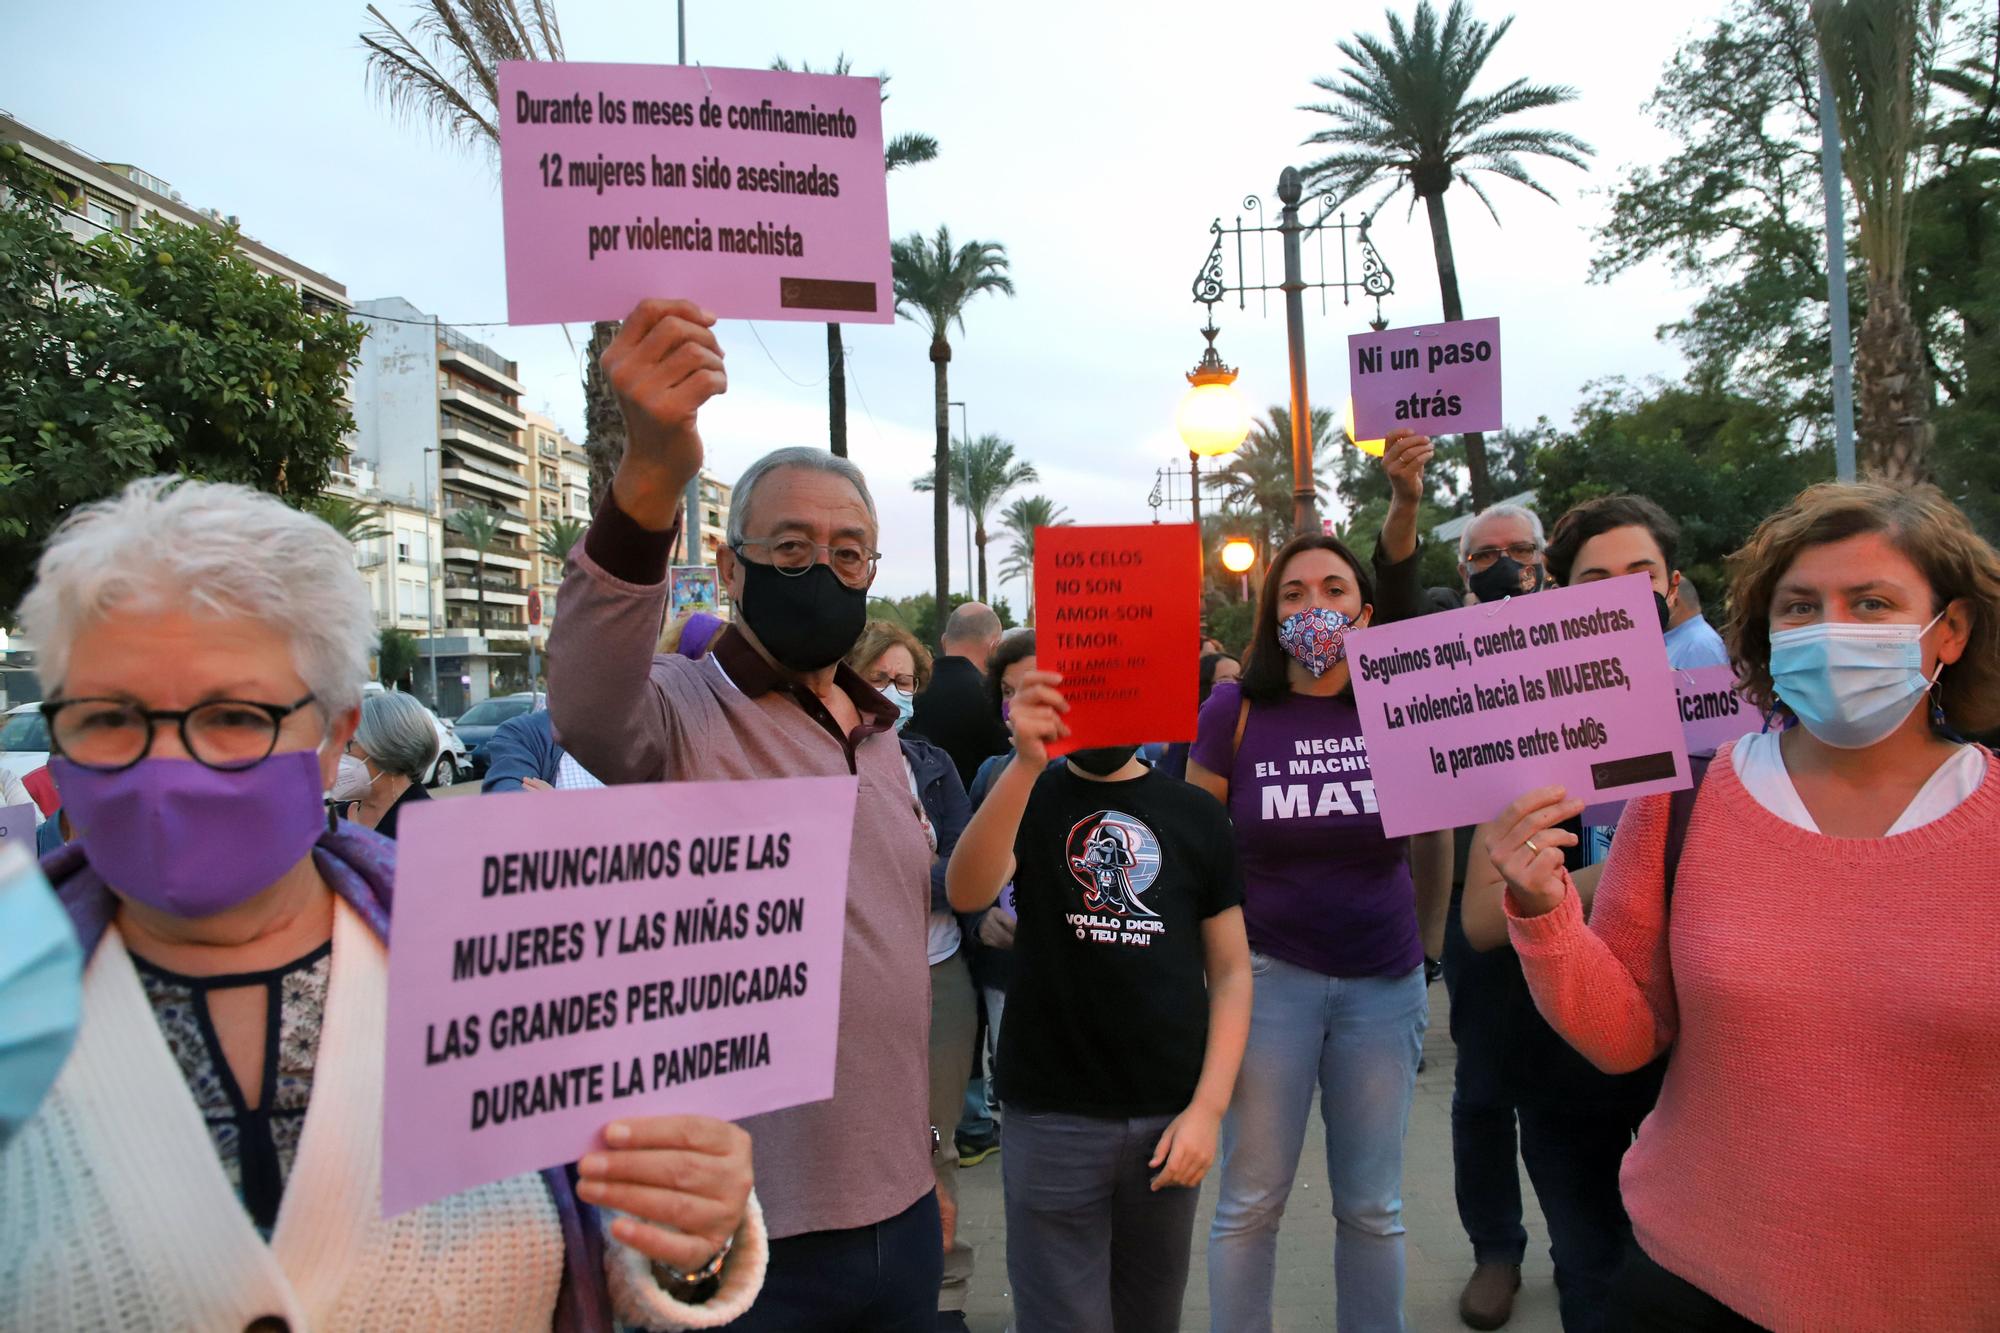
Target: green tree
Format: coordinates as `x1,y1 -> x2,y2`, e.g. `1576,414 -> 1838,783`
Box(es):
1814,0 -> 1945,483
446,503 -> 505,635
890,226 -> 1015,618
911,433 -> 1038,603
1208,406 -> 1333,560
537,514 -> 586,561
377,626 -> 422,689
1300,0 -> 1592,509
996,494 -> 1070,620
307,494 -> 389,545
772,55 -> 938,460
1533,377 -> 1830,598
0,144 -> 363,612
358,2 -> 626,500
865,591 -> 1014,647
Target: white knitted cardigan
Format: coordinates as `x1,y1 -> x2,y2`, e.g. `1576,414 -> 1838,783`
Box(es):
0,899 -> 767,1331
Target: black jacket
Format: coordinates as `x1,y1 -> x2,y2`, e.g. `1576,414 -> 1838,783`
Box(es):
905,655 -> 1008,789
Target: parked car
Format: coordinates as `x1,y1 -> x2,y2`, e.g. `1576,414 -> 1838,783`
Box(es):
453,693 -> 540,776
362,684 -> 472,788
0,703 -> 49,784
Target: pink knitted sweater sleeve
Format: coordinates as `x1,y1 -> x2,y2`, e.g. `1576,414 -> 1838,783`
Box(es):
1505,792 -> 1681,1073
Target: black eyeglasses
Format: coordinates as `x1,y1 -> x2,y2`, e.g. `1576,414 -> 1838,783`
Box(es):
865,670 -> 918,696
44,695 -> 321,773
733,537 -> 881,590
1464,541 -> 1543,571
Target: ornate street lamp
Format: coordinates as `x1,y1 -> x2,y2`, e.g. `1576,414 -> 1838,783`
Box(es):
1176,321 -> 1251,530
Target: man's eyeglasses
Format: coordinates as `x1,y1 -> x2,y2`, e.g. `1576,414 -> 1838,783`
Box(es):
43,695 -> 320,773
1464,542 -> 1543,571
733,537 -> 881,590
865,671 -> 918,696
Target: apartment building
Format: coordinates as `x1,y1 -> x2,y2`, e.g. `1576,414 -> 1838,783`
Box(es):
350,296 -> 535,713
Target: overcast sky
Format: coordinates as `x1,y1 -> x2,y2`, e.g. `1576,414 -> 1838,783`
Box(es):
7,0 -> 1737,604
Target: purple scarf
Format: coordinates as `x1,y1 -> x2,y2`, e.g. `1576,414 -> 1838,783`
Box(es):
49,825 -> 614,1333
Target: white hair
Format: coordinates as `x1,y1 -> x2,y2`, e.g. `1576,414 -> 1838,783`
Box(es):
357,690 -> 440,779
1459,503 -> 1547,562
19,477 -> 377,719
727,447 -> 877,546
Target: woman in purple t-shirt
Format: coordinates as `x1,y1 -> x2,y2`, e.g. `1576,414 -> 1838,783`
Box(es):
1187,532 -> 1427,1332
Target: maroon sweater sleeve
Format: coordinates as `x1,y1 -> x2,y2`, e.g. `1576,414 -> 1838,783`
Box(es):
583,493 -> 680,585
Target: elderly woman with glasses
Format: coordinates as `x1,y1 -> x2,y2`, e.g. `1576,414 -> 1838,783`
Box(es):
0,478 -> 764,1332
341,690 -> 439,837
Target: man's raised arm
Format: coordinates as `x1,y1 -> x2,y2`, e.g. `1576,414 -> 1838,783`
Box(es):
548,300 -> 727,784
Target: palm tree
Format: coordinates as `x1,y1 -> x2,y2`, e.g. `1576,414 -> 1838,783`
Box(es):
1209,406 -> 1334,559
890,226 -> 1016,617
537,515 -> 586,562
1300,0 -> 1592,509
446,503 -> 505,636
911,434 -> 1038,602
360,3 -> 630,505
773,55 -> 939,459
1814,0 -> 1944,484
996,494 -> 1070,620
307,495 -> 389,545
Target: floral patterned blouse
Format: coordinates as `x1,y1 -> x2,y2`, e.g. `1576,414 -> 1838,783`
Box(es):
133,941 -> 332,1237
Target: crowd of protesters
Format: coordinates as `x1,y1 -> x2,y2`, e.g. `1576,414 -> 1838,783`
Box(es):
2,298 -> 1996,1333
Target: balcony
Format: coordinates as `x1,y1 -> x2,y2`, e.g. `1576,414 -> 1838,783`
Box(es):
440,377 -> 527,430
437,326 -> 524,393
439,455 -> 529,504
439,411 -> 528,466
444,579 -> 529,607
441,544 -> 530,571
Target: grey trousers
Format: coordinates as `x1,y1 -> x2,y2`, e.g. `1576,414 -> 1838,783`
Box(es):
929,951 -> 978,1311
1001,1107 -> 1201,1333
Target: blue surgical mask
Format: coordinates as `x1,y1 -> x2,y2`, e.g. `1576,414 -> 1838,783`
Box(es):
891,690 -> 916,730
0,840 -> 82,1146
1769,611 -> 1945,749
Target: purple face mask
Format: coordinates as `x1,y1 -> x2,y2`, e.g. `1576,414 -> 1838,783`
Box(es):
1277,607 -> 1355,678
53,751 -> 329,918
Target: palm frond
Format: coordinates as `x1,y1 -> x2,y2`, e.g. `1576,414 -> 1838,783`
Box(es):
885,132 -> 940,171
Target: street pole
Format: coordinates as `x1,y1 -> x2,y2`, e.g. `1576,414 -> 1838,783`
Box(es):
674,0 -> 706,563
1189,452 -> 1202,530
950,401 -> 972,599
1277,168 -> 1317,534
1817,52 -> 1858,482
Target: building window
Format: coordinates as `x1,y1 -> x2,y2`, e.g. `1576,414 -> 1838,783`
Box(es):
83,196 -> 127,230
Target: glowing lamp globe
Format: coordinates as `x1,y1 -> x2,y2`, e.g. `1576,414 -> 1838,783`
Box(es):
1178,379 -> 1251,457
1344,398 -> 1386,457
1220,539 -> 1257,575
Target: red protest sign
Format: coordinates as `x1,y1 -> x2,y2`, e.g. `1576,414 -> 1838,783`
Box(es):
1033,523 -> 1201,758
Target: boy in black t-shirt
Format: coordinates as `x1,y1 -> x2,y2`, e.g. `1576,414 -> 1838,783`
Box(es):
948,669 -> 1252,1333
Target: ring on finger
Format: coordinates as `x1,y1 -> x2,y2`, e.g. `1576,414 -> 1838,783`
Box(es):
1525,838 -> 1540,855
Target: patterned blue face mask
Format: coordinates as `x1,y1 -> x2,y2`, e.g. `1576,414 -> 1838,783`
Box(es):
0,840 -> 82,1147
1277,607 -> 1355,678
1769,610 -> 1945,749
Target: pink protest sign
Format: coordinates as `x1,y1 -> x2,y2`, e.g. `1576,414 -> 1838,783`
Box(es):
382,774 -> 859,1216
0,802 -> 35,849
1346,574 -> 1690,837
498,62 -> 893,326
1347,317 -> 1503,440
1581,664 -> 1764,828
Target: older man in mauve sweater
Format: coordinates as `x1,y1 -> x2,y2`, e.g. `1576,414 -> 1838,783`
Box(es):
549,299 -> 940,1332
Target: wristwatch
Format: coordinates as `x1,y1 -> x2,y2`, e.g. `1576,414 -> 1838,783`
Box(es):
1424,956 -> 1444,985
663,1235 -> 733,1304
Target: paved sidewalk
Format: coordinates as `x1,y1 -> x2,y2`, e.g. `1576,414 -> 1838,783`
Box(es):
953,983 -> 1564,1332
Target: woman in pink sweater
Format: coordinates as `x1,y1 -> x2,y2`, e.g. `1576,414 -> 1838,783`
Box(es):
1487,483 -> 2000,1331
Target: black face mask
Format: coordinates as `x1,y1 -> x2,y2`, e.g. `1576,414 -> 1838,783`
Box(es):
1068,746 -> 1140,777
736,558 -> 867,672
1653,589 -> 1673,633
1468,555 -> 1547,605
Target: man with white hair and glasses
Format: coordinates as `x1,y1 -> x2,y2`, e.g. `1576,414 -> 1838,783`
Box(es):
549,300 -> 942,1332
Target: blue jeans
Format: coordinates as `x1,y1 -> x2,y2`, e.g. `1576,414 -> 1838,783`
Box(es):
1003,1107 -> 1199,1333
959,984 -> 1005,1138
1208,954 -> 1428,1332
718,1192 -> 942,1331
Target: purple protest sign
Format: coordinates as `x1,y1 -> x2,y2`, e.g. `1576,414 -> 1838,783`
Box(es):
1581,664 -> 1764,827
1347,574 -> 1690,837
0,802 -> 35,849
382,774 -> 858,1216
1347,317 -> 1503,440
499,62 -> 893,326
